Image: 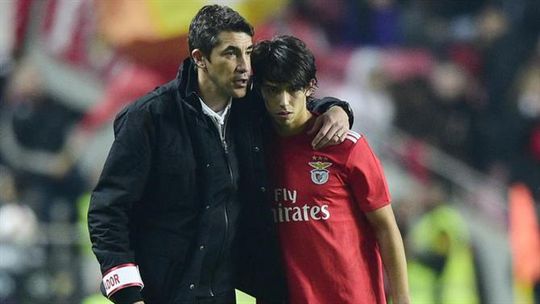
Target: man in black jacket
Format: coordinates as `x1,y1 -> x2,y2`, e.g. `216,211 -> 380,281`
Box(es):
88,5 -> 352,304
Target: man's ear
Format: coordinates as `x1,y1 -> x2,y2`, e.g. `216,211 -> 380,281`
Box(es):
306,79 -> 317,97
191,49 -> 206,69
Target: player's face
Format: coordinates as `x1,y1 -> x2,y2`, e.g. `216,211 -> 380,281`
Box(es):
262,81 -> 312,131
204,31 -> 253,99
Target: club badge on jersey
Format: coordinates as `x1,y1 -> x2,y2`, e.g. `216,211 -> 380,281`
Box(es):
308,158 -> 332,185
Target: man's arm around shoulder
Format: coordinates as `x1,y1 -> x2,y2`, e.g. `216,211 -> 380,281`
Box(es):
308,97 -> 354,149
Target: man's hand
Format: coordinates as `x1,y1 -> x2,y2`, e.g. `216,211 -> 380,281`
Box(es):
307,105 -> 350,150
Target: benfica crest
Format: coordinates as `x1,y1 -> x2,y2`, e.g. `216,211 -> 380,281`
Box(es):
308,161 -> 332,185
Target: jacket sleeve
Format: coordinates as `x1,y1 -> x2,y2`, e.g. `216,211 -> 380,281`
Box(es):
308,96 -> 354,128
87,108 -> 154,303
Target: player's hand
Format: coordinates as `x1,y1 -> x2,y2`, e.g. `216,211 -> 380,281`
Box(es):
308,105 -> 350,150
133,301 -> 145,304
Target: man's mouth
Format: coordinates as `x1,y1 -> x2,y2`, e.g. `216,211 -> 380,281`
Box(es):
233,78 -> 249,88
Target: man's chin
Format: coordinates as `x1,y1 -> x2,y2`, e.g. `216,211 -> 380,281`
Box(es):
231,88 -> 248,99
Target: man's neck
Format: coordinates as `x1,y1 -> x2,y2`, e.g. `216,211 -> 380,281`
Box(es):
198,72 -> 229,112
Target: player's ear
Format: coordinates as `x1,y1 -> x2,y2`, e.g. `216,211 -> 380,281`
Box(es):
191,49 -> 207,69
306,79 -> 317,97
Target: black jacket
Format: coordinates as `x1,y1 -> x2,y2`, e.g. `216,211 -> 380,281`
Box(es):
88,58 -> 352,304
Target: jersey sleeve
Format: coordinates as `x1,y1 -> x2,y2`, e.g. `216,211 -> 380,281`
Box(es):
345,136 -> 391,212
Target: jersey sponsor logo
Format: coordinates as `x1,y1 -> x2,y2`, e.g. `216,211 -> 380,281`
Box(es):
272,203 -> 330,223
308,160 -> 332,185
272,188 -> 330,223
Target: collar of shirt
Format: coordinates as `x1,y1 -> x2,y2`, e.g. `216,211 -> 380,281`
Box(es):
199,97 -> 232,127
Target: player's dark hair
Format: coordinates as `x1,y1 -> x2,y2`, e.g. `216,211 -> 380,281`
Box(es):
188,5 -> 254,58
252,35 -> 318,91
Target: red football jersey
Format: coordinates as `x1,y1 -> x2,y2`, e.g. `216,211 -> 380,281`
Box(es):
266,129 -> 391,304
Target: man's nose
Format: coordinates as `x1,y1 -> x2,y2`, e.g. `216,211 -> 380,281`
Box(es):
237,54 -> 250,74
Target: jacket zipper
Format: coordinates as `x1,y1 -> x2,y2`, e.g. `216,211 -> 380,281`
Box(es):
209,116 -> 233,297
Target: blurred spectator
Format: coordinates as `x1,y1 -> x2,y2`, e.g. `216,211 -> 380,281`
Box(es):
0,59 -> 85,222
428,60 -> 495,171
356,0 -> 403,46
322,48 -> 395,146
473,6 -> 529,177
290,0 -> 361,46
509,41 -> 540,202
0,166 -> 40,303
407,181 -> 480,304
428,61 -> 473,160
0,59 -> 86,302
391,77 -> 435,140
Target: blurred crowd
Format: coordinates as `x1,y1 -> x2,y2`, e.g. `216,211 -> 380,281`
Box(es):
0,0 -> 539,303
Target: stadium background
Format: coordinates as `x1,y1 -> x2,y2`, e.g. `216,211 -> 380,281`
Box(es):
0,0 -> 539,303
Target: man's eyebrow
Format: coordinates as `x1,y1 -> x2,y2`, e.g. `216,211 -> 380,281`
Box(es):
220,45 -> 240,53
221,45 -> 253,53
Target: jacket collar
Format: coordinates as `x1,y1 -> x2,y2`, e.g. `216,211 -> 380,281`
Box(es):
176,57 -> 203,113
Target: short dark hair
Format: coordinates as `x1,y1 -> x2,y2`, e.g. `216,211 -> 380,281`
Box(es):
188,5 -> 254,58
252,35 -> 318,91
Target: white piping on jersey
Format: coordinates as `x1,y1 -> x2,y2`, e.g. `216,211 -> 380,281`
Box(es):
345,130 -> 362,143
347,130 -> 361,139
345,136 -> 357,143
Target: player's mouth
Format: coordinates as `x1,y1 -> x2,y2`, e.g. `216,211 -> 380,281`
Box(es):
276,111 -> 292,118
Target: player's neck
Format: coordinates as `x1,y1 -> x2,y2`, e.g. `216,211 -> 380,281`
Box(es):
275,110 -> 313,137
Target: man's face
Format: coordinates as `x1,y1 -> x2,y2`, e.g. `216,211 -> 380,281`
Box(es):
261,81 -> 311,129
203,31 -> 253,99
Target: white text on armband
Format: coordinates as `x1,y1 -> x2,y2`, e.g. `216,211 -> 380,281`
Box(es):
102,263 -> 144,297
